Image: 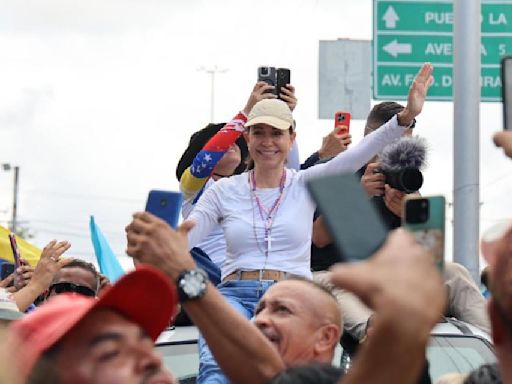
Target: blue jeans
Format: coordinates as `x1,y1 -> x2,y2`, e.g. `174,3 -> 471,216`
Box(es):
191,247 -> 221,286
196,279 -> 276,384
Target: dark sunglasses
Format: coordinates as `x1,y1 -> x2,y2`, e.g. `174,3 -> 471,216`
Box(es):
49,282 -> 96,297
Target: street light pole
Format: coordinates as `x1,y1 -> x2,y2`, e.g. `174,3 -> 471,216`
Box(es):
197,65 -> 228,122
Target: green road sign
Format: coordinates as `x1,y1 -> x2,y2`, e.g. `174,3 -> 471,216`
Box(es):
373,0 -> 512,101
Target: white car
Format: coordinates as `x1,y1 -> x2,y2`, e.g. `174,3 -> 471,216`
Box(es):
155,317 -> 496,383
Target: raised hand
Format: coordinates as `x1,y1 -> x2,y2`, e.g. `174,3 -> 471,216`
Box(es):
126,212 -> 196,281
278,84 -> 297,111
398,63 -> 434,126
243,82 -> 277,115
30,240 -> 72,292
318,129 -> 352,160
329,229 -> 444,332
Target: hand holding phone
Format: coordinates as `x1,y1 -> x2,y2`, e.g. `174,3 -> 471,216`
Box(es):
145,190 -> 183,229
257,66 -> 277,95
334,112 -> 351,135
402,196 -> 445,270
8,233 -> 22,268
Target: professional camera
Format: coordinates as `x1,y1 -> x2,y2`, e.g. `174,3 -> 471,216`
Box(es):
378,136 -> 427,193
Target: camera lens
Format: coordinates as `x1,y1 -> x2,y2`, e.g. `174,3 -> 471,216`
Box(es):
260,67 -> 269,76
406,199 -> 430,224
159,198 -> 168,207
338,114 -> 345,122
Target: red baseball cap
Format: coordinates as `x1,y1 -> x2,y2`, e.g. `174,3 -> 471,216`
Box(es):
8,265 -> 178,381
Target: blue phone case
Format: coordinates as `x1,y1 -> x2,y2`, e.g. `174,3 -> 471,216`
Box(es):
145,190 -> 183,229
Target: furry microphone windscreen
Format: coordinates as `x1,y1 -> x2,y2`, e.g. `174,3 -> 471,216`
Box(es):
378,136 -> 428,172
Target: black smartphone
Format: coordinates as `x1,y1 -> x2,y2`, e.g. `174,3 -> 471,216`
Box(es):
276,68 -> 291,100
8,233 -> 22,268
257,66 -> 276,94
307,173 -> 388,261
145,190 -> 183,229
501,56 -> 512,130
0,262 -> 15,280
403,196 -> 445,271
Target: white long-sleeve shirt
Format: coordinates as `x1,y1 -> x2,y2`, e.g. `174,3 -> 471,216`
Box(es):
188,115 -> 407,279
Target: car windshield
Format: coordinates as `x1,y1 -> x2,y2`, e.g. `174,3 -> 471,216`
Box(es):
427,335 -> 496,381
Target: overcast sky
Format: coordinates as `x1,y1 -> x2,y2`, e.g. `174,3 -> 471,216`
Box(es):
0,0 -> 510,270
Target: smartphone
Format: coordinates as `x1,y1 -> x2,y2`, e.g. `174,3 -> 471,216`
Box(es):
257,66 -> 277,94
403,196 -> 445,270
307,173 -> 388,261
145,190 -> 183,229
501,56 -> 512,130
276,68 -> 291,100
8,233 -> 21,268
0,262 -> 15,280
334,112 -> 351,135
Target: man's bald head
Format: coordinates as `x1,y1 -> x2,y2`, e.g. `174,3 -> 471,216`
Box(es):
254,278 -> 342,367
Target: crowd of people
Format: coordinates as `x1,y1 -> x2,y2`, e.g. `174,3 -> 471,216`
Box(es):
1,62 -> 512,384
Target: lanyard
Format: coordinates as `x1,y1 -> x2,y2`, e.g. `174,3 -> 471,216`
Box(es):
250,169 -> 287,255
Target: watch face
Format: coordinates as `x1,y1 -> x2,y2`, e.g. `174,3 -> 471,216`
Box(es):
180,271 -> 206,298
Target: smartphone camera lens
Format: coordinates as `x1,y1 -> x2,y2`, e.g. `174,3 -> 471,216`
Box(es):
337,115 -> 345,122
159,198 -> 168,208
406,199 -> 430,224
260,67 -> 269,76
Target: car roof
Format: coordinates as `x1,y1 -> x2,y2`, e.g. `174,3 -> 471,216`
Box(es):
157,318 -> 493,346
156,325 -> 199,345
433,318 -> 492,343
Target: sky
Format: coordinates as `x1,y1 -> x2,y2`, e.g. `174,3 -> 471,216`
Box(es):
0,0 -> 510,271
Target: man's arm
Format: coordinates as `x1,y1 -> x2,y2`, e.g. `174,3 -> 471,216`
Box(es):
126,213 -> 285,384
329,229 -> 445,384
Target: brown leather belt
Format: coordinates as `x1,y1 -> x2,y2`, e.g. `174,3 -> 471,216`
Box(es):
223,269 -> 288,282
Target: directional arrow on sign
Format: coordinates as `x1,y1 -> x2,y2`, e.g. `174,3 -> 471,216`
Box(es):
382,5 -> 399,29
383,40 -> 412,57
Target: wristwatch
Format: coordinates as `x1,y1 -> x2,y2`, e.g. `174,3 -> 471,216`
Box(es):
176,269 -> 209,303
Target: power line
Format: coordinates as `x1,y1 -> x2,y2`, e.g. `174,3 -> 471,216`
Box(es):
23,189 -> 144,204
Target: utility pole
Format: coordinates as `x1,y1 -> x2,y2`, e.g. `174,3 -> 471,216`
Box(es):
198,65 -> 228,122
453,0 -> 481,282
1,163 -> 19,234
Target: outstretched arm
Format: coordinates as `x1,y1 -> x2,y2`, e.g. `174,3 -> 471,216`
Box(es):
126,213 -> 285,384
301,63 -> 433,182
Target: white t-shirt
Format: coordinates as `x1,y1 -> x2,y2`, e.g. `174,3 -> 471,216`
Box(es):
182,179 -> 226,268
188,115 -> 406,279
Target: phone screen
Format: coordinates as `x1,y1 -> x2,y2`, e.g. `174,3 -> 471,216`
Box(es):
403,196 -> 445,270
145,190 -> 183,229
502,56 -> 512,130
